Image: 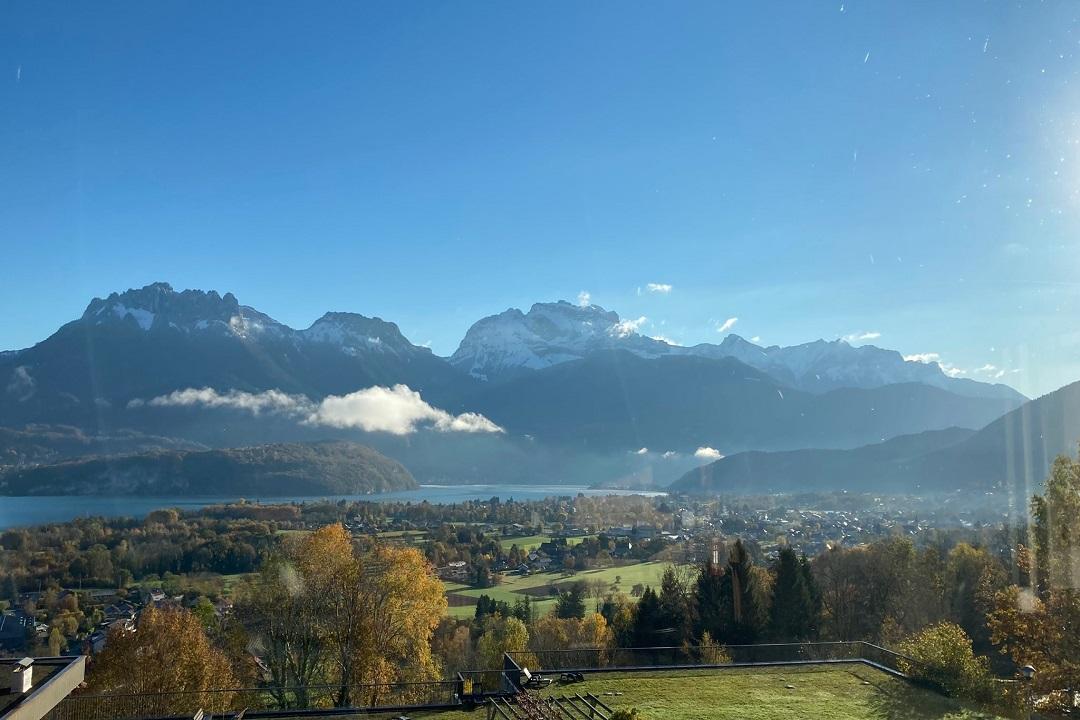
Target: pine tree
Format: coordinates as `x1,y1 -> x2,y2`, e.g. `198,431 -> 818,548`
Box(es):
632,587 -> 662,647
768,546 -> 816,641
657,566 -> 692,646
722,540 -> 763,644
694,560 -> 726,640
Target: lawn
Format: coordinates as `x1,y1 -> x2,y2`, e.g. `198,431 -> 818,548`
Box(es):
442,561 -> 675,618
392,665 -> 1009,720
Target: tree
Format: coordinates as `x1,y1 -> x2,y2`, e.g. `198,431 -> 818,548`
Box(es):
657,566 -> 693,646
694,560 -> 725,641
87,607 -> 239,717
768,547 -> 817,641
555,581 -> 587,619
721,540 -> 766,644
986,449 -> 1080,713
238,524 -> 445,708
47,627 -> 64,656
943,543 -> 1004,651
477,615 -> 531,672
897,622 -> 993,702
2,575 -> 18,606
238,560 -> 324,710
632,586 -> 662,647
295,525 -> 445,705
1032,452 -> 1080,594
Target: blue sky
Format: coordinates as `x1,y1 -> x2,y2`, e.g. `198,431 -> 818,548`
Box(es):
2,1 -> 1080,397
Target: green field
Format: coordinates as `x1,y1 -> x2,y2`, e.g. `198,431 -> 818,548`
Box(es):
388,665 -> 1008,720
443,561 -> 674,618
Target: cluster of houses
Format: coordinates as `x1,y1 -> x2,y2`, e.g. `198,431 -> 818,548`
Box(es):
0,586 -> 234,658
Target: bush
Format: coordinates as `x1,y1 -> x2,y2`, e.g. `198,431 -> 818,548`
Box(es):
610,709 -> 644,720
897,622 -> 994,703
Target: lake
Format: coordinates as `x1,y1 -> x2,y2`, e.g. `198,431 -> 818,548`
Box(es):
0,484 -> 666,530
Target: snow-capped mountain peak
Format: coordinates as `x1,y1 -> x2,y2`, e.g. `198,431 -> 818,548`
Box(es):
81,283 -> 276,336
300,312 -> 428,356
449,300 -> 664,380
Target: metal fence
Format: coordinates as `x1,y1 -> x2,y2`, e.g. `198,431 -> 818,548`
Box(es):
508,641 -> 922,676
47,679 -> 464,720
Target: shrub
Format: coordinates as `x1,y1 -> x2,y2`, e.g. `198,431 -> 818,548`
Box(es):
897,622 -> 994,702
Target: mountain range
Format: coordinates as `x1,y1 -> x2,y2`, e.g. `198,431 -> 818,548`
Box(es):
1,282 -> 1062,497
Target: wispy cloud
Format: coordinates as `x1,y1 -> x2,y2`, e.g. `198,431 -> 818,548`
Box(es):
129,385 -> 504,435
577,290 -> 591,307
650,334 -> 680,346
633,447 -> 648,455
904,352 -> 972,378
904,352 -> 941,363
661,450 -> 678,459
842,331 -> 881,342
645,283 -> 673,294
941,365 -> 967,378
975,363 -> 1008,379
716,317 -> 738,333
5,366 -> 35,402
611,315 -> 647,338
750,336 -> 762,343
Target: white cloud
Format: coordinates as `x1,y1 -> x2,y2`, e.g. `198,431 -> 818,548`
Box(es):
750,336 -> 762,343
130,384 -> 503,435
650,334 -> 680,346
843,331 -> 881,343
611,316 -> 647,338
306,385 -> 505,434
577,290 -> 591,307
716,317 -> 738,333
975,364 -> 1008,379
646,283 -> 673,294
661,450 -> 678,459
131,387 -> 310,415
5,366 -> 35,402
694,446 -> 724,460
941,364 -> 967,378
903,352 -> 968,377
633,447 -> 649,455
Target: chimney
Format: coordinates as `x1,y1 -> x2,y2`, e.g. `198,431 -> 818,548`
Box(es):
11,658 -> 33,694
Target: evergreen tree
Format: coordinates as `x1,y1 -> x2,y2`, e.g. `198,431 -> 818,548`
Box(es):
768,546 -> 816,641
632,586 -> 662,647
722,540 -> 763,644
694,560 -> 725,640
555,581 -> 587,619
657,566 -> 693,646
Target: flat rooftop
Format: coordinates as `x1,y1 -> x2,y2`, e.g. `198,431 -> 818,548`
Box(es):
0,657 -> 85,720
378,665 -> 1008,720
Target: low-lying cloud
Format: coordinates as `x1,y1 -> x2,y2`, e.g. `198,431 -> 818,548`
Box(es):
311,385 -> 503,434
843,331 -> 881,343
5,366 -> 36,402
903,352 -> 941,364
611,316 -> 647,338
694,446 -> 724,460
129,384 -> 504,435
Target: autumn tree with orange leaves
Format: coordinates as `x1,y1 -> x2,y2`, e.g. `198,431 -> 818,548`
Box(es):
86,606 -> 240,717
241,524 -> 446,708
